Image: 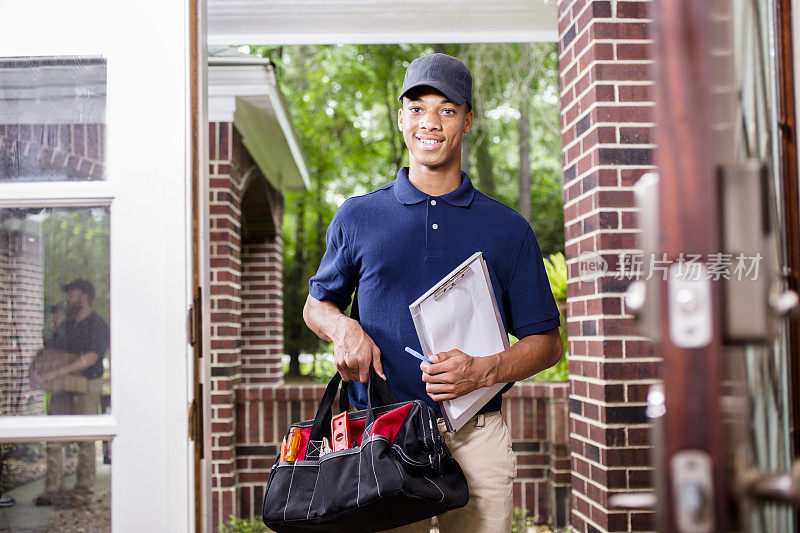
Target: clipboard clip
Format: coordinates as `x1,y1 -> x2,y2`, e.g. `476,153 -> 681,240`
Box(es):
433,264 -> 472,300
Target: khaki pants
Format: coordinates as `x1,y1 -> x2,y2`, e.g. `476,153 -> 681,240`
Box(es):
44,378 -> 102,495
386,411 -> 517,533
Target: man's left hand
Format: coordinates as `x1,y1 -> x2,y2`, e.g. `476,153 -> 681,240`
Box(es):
420,349 -> 495,402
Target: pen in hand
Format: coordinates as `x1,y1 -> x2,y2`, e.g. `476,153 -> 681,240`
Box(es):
405,346 -> 432,365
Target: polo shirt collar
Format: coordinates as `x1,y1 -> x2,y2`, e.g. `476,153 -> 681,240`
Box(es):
393,166 -> 475,207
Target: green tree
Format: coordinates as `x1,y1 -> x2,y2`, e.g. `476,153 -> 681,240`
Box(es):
41,208 -> 110,337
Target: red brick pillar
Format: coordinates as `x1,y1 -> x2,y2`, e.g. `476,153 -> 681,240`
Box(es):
557,1 -> 658,531
208,121 -> 243,525
208,121 -> 286,528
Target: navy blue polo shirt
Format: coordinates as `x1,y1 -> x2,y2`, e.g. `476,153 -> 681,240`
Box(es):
309,167 -> 560,416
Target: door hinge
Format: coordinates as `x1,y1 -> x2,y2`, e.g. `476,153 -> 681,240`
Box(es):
187,289 -> 202,349
188,395 -> 204,457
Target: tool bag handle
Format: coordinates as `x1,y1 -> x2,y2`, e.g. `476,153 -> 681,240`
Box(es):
310,368 -> 396,442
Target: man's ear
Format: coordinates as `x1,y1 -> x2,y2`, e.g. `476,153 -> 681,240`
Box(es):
463,109 -> 474,134
397,107 -> 403,131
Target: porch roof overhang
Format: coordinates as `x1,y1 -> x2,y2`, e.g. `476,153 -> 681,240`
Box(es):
208,53 -> 310,192
206,0 -> 558,45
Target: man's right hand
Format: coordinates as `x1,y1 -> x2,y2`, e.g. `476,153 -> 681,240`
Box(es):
303,295 -> 386,384
331,316 -> 385,383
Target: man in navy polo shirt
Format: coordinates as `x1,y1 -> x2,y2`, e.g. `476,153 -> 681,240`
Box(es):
304,53 -> 562,532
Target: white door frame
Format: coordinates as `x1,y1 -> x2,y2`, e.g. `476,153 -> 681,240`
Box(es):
0,1 -> 195,531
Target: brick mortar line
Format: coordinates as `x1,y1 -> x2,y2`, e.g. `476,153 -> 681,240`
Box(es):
562,165 -> 657,208
562,183 -> 639,210
563,312 -> 628,321
560,119 -> 657,147
570,483 -> 654,515
561,100 -> 656,137
564,335 -> 655,344
558,20 -> 655,83
567,355 -> 661,363
571,395 -> 650,408
560,66 -> 655,122
570,413 -> 654,431
559,56 -> 656,103
569,456 -> 654,474
561,134 -> 655,160
558,9 -> 655,57
564,163 -> 656,189
212,242 -> 243,254
569,507 -> 611,533
569,394 -> 650,408
209,267 -> 241,276
561,126 -> 656,157
558,36 -> 656,70
561,227 -> 641,247
569,469 -> 640,499
569,455 -> 650,483
557,0 -> 594,28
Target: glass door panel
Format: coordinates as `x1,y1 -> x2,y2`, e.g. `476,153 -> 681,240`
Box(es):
0,57 -> 107,183
0,439 -> 111,532
1,206 -> 111,418
0,1 -> 195,531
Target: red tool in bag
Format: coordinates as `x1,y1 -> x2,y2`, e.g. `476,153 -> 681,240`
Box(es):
330,411 -> 351,451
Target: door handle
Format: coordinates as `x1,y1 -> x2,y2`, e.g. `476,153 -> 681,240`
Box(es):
740,460 -> 800,505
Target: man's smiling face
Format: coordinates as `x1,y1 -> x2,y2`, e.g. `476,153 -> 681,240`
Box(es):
398,87 -> 473,171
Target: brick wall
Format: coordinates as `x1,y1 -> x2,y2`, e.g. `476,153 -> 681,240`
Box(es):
233,381 -> 571,527
557,0 -> 659,531
0,124 -> 105,180
208,121 -> 285,526
241,241 -> 283,384
209,121 -> 243,524
0,225 -> 44,416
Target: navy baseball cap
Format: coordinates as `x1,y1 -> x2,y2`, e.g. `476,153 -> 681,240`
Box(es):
63,279 -> 95,300
398,53 -> 473,109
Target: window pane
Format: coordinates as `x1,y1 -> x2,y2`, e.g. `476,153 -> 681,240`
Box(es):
0,439 -> 111,532
0,207 -> 110,417
0,57 -> 106,182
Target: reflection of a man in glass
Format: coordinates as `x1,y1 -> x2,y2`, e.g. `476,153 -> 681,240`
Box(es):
46,303 -> 65,346
29,279 -> 110,508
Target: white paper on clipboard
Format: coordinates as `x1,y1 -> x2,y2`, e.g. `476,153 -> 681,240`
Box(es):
409,252 -> 510,432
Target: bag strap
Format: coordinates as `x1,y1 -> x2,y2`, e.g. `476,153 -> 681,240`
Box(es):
337,376 -> 397,413
310,369 -> 397,442
338,382 -> 350,414
310,372 -> 342,442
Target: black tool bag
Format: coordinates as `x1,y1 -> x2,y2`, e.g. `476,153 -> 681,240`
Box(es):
261,370 -> 469,532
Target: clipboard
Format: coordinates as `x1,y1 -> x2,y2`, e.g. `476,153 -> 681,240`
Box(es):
408,251 -> 509,432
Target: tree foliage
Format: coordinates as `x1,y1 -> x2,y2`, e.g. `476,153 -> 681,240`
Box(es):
41,208 -> 110,337
250,43 -> 564,376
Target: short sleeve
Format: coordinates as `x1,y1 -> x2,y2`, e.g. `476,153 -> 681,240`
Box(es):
89,317 -> 110,357
505,227 -> 561,338
308,210 -> 358,310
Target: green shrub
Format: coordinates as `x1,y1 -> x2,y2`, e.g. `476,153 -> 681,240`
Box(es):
218,516 -> 272,533
543,252 -> 567,302
512,506 -> 537,532
528,252 -> 568,382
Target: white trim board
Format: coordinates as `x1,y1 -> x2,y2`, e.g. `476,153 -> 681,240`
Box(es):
207,0 -> 559,45
209,61 -> 310,191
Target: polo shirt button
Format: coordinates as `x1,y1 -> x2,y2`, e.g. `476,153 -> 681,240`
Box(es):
430,199 -> 437,206
432,223 -> 439,230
